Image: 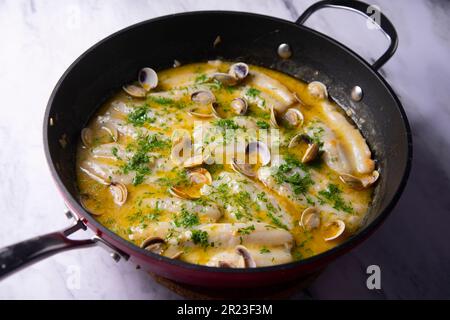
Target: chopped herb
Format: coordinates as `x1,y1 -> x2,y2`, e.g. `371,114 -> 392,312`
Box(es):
175,207 -> 199,228
318,184 -> 353,213
149,96 -> 174,105
122,134 -> 170,185
273,155 -> 314,195
256,120 -> 270,129
266,211 -> 288,230
191,230 -> 209,248
237,225 -> 255,235
195,74 -> 208,83
127,104 -> 155,127
260,247 -> 271,254
213,119 -> 240,130
246,87 -> 261,98
111,146 -> 121,159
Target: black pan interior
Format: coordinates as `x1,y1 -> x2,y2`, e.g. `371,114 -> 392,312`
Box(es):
45,12 -> 411,253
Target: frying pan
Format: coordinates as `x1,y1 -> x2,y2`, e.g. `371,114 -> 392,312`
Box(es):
0,0 -> 412,288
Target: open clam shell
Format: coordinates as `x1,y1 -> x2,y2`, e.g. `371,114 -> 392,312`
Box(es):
81,128 -> 93,148
307,81 -> 328,99
212,72 -> 238,86
235,245 -> 256,268
229,62 -> 249,80
138,67 -> 158,91
301,143 -> 320,163
122,84 -> 147,98
230,98 -> 248,115
109,182 -> 128,206
300,207 -> 320,231
339,170 -> 380,190
246,141 -> 271,166
141,237 -> 165,254
269,106 -> 279,128
191,90 -> 216,105
169,167 -> 212,200
283,108 -> 304,127
323,220 -> 346,241
101,125 -> 118,142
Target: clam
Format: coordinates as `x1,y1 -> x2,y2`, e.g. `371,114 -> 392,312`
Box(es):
101,125 -> 118,142
307,81 -> 328,99
169,167 -> 212,200
141,237 -> 165,254
231,141 -> 271,177
269,106 -> 279,128
231,159 -> 256,177
212,73 -> 238,86
230,98 -> 248,115
169,186 -> 198,200
138,67 -> 158,91
301,143 -> 320,163
109,182 -> 127,206
189,168 -> 212,185
235,245 -> 256,268
288,133 -> 304,149
246,141 -> 271,166
191,90 -> 216,105
283,108 -> 304,127
183,154 -> 204,168
81,128 -> 93,147
229,62 -> 249,80
188,102 -> 221,119
323,220 -> 346,241
122,84 -> 146,98
339,170 -> 379,190
300,207 -> 320,231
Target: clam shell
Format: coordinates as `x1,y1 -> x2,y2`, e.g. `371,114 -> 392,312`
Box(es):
212,72 -> 238,86
307,81 -> 328,99
229,62 -> 249,80
138,67 -> 158,91
246,141 -> 271,166
81,128 -> 93,148
235,245 -> 256,268
339,170 -> 379,189
231,158 -> 256,177
191,90 -> 216,105
283,108 -> 304,127
122,84 -> 146,98
109,182 -> 127,206
101,125 -> 118,142
230,98 -> 248,115
300,207 -> 320,231
302,143 -> 320,163
323,220 -> 346,241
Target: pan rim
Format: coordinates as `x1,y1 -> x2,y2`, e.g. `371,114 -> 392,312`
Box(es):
43,10 -> 413,275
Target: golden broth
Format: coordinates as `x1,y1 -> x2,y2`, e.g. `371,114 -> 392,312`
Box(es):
76,62 -> 375,267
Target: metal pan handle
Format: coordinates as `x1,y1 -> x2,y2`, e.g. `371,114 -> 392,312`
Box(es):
296,0 -> 398,70
0,218 -> 95,281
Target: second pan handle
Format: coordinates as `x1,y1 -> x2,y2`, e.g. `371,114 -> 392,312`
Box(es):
296,0 -> 398,70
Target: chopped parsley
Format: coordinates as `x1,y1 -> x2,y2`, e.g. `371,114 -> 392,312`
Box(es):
213,119 -> 240,130
237,225 -> 256,235
127,104 -> 155,127
246,87 -> 261,98
256,120 -> 270,129
191,230 -> 209,248
273,154 -> 314,195
149,96 -> 174,105
122,134 -> 170,185
174,207 -> 199,228
260,247 -> 271,254
318,184 -> 354,213
195,74 -> 208,83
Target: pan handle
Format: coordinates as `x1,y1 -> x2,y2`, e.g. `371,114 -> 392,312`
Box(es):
296,0 -> 398,70
0,218 -> 96,281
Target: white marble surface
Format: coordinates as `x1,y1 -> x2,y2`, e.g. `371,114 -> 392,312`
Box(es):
0,0 -> 449,299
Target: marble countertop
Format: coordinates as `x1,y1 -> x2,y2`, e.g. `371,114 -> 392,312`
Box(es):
0,0 -> 449,299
